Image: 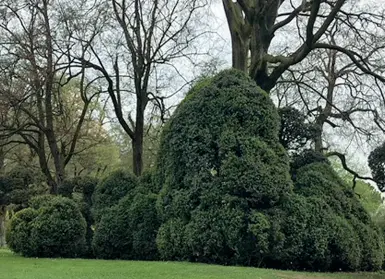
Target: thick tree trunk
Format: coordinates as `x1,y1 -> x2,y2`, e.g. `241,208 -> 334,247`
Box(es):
132,137 -> 143,176
132,105 -> 145,176
0,206 -> 6,247
231,32 -> 250,72
223,0 -> 251,73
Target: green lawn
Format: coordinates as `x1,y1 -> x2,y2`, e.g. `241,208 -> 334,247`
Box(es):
1,249 -> 384,279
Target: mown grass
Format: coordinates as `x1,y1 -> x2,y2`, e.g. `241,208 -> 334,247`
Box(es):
1,249 -> 384,279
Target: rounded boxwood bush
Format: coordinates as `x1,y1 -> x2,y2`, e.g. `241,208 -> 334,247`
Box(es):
93,193 -> 159,260
92,170 -> 138,222
31,196 -> 87,257
291,159 -> 384,271
6,208 -> 38,256
155,69 -> 292,265
7,196 -> 86,258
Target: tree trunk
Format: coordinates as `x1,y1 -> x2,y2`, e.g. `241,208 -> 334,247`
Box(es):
222,0 -> 251,73
0,206 -> 6,247
231,32 -> 250,72
132,114 -> 144,176
46,132 -> 65,194
314,121 -> 324,153
132,138 -> 143,176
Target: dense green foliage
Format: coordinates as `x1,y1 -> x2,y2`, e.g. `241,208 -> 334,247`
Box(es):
156,69 -> 292,265
369,142 -> 385,192
5,208 -> 38,256
278,107 -> 317,151
6,196 -> 86,258
0,167 -> 47,210
154,70 -> 385,271
60,176 -> 99,256
92,170 -> 138,222
279,160 -> 385,271
93,193 -> 159,260
4,70 -> 385,272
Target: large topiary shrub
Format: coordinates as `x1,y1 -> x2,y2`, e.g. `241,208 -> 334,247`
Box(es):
155,69 -> 292,264
92,170 -> 138,222
93,193 -> 159,260
7,196 -> 86,258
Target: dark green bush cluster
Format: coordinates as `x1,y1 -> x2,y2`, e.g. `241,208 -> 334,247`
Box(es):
6,196 -> 86,257
60,176 -> 99,257
286,161 -> 384,271
93,193 -> 159,259
91,169 -> 160,260
0,167 -> 48,212
155,69 -> 292,265
278,107 -> 318,152
7,69 -> 385,272
369,142 -> 385,192
92,170 -> 138,222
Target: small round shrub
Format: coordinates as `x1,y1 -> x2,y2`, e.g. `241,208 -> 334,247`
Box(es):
292,161 -> 384,271
31,196 -> 87,257
93,193 -> 159,260
8,196 -> 87,258
92,170 -> 138,222
6,208 -> 38,256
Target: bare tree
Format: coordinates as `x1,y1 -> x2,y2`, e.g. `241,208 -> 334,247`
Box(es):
272,16 -> 385,189
62,0 -> 212,176
0,0 -> 102,193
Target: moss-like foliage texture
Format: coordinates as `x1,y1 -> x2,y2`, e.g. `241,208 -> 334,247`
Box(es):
7,196 -> 86,258
92,170 -> 138,222
60,176 -> 99,257
155,69 -> 292,265
93,193 -> 159,260
154,69 -> 384,271
264,157 -> 384,271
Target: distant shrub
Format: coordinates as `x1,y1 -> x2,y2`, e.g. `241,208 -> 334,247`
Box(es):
93,193 -> 159,260
92,170 -> 138,222
278,107 -> 318,152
